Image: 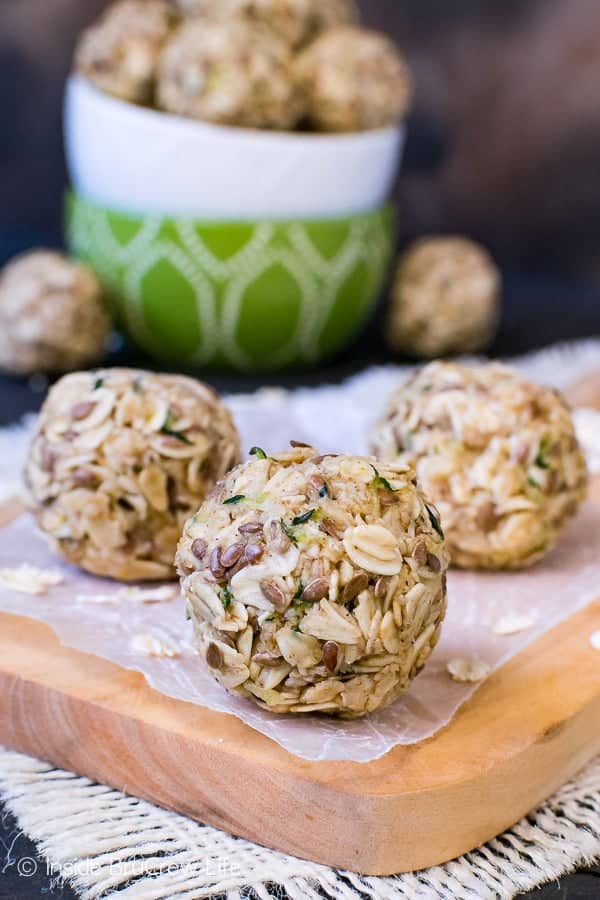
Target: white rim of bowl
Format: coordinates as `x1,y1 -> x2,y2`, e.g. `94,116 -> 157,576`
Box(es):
67,74 -> 404,148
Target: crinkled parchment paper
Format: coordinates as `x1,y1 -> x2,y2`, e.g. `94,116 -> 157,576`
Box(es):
1,347 -> 600,762
0,507 -> 598,762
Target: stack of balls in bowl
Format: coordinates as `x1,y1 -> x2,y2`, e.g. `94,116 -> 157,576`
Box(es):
74,0 -> 412,133
24,356 -> 587,718
0,0 -> 502,374
58,0 -> 418,371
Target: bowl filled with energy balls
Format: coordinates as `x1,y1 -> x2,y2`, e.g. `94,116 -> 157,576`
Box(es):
64,0 -> 412,371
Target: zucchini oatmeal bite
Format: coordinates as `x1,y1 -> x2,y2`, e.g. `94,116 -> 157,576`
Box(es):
386,237 -> 501,359
370,362 -> 588,570
176,444 -> 448,717
175,0 -> 359,50
0,250 -> 111,375
75,0 -> 178,105
294,25 -> 412,133
157,20 -> 302,129
25,369 -> 240,581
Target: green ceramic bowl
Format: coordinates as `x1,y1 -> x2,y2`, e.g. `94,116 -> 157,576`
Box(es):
66,192 -> 393,371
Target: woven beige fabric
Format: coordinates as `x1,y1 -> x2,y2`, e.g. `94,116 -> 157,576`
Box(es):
0,748 -> 598,899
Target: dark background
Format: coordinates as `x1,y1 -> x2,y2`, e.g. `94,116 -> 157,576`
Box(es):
3,0 -> 600,276
0,2 -> 599,897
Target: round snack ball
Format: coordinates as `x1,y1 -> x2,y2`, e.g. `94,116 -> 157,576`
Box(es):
294,26 -> 412,133
386,237 -> 501,359
175,0 -> 358,50
25,369 -> 240,581
313,0 -> 360,36
157,20 -> 302,129
176,444 -> 448,717
371,362 -> 588,570
75,0 -> 177,104
0,251 -> 111,375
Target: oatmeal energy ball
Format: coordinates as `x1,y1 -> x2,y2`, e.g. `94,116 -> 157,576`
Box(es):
294,25 -> 412,132
371,363 -> 587,570
75,0 -> 177,104
0,250 -> 110,375
175,0 -> 358,50
386,237 -> 501,359
25,370 -> 240,581
157,20 -> 301,129
176,444 -> 448,717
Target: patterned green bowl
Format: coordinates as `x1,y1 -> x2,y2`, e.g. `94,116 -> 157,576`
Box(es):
66,192 -> 393,371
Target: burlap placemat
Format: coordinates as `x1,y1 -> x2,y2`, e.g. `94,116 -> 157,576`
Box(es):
0,748 -> 598,899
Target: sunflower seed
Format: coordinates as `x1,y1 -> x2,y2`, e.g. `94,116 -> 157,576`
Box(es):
210,547 -> 226,580
239,522 -> 263,535
220,542 -> 245,569
427,552 -> 442,573
374,576 -> 391,599
244,543 -> 264,564
206,643 -> 224,669
260,579 -> 288,609
71,401 -> 95,421
72,468 -> 100,489
412,539 -> 428,567
302,577 -> 330,602
322,641 -> 339,672
191,539 -> 207,561
342,572 -> 369,602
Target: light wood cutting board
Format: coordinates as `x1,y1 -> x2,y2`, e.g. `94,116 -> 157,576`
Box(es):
0,374 -> 599,876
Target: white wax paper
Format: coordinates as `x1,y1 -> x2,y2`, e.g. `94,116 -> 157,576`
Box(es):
1,347 -> 600,762
0,508 -> 598,761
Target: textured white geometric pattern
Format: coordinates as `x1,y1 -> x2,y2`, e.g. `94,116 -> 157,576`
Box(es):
67,198 -> 392,368
176,219 -> 275,281
221,245 -> 320,369
122,239 -> 219,366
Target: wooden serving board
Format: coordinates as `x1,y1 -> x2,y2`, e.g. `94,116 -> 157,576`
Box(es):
1,376 -> 600,877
